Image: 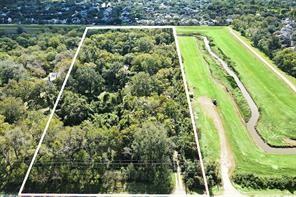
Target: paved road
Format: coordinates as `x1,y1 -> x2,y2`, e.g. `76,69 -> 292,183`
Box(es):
203,37 -> 296,154
228,28 -> 296,93
198,97 -> 243,196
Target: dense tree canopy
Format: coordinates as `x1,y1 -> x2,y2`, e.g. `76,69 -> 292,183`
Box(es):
0,61 -> 27,85
232,14 -> 296,77
0,28 -> 212,194
274,48 -> 296,77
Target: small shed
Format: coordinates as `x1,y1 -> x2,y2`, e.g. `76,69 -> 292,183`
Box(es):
48,72 -> 58,82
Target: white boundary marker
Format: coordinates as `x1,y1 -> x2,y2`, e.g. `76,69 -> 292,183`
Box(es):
173,28 -> 209,196
18,26 -> 209,197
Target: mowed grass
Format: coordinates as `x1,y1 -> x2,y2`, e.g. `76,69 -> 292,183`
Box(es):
177,26 -> 296,147
177,36 -> 296,180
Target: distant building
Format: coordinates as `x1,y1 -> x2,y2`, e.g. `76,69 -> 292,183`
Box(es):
102,2 -> 111,8
275,18 -> 295,47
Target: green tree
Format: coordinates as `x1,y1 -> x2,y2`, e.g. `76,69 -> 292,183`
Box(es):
132,54 -> 161,75
0,115 -> 10,134
0,61 -> 27,85
135,37 -> 154,53
58,91 -> 89,125
205,161 -> 221,188
0,38 -> 18,51
273,48 -> 296,77
183,160 -> 204,190
0,97 -> 26,124
130,121 -> 173,192
71,65 -> 105,98
129,72 -> 153,96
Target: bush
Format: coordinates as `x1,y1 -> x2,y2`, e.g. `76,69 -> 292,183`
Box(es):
232,172 -> 296,192
0,61 -> 27,85
0,97 -> 26,124
205,161 -> 221,188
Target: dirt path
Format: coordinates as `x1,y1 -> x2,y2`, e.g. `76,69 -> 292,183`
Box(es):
203,37 -> 296,154
172,151 -> 187,196
228,28 -> 296,93
198,97 -> 242,196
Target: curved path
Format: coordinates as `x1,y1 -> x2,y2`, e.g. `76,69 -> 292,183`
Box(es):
203,37 -> 296,155
198,97 -> 243,196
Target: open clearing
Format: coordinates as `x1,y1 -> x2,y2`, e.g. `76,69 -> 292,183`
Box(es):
203,36 -> 296,154
177,26 -> 296,147
177,34 -> 296,194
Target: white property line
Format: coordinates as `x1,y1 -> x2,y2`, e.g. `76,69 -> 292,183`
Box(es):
228,27 -> 296,93
19,194 -> 207,197
18,26 -> 209,197
87,25 -> 175,29
173,28 -> 209,196
18,27 -> 89,195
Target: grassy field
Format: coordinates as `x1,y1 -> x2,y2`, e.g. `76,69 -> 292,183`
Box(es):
177,26 -> 296,147
229,29 -> 296,86
177,35 -> 296,193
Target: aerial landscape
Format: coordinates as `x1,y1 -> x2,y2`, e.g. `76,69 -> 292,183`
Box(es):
0,0 -> 295,196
